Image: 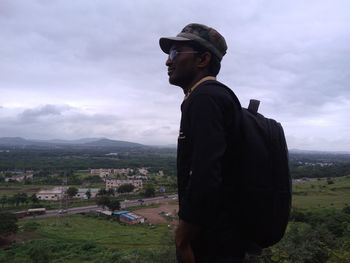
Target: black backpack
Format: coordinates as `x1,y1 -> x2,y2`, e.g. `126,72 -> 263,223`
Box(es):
220,83 -> 292,249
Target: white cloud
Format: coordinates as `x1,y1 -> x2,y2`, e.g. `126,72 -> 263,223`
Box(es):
0,0 -> 349,150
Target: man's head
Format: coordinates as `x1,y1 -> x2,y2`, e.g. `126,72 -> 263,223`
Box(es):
159,23 -> 227,89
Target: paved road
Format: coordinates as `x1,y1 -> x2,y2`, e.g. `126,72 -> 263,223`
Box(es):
25,205 -> 99,219
121,194 -> 178,208
22,195 -> 178,219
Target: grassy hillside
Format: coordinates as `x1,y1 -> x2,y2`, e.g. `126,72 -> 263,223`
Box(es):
0,215 -> 176,263
252,176 -> 350,263
292,175 -> 350,210
1,176 -> 350,263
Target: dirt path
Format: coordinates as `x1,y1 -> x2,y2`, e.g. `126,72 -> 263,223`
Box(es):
0,231 -> 40,249
134,202 -> 178,224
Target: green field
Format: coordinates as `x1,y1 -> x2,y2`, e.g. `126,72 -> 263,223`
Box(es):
0,184 -> 53,197
292,175 -> 350,210
260,175 -> 350,263
1,176 -> 350,263
0,215 -> 175,263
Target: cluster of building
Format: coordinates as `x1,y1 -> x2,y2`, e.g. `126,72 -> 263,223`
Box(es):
90,167 -> 149,179
105,179 -> 143,191
1,171 -> 34,182
36,187 -> 99,201
5,167 -> 154,201
36,177 -> 145,200
296,161 -> 334,167
90,167 -> 151,192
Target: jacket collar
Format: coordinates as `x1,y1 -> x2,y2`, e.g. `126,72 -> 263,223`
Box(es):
184,76 -> 216,100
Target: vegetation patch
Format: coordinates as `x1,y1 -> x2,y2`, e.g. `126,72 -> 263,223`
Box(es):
0,214 -> 176,262
293,175 -> 350,209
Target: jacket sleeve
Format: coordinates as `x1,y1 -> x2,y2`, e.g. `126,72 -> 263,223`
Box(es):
178,94 -> 228,225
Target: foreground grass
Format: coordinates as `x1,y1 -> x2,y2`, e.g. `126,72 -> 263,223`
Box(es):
0,215 -> 176,263
38,215 -> 171,249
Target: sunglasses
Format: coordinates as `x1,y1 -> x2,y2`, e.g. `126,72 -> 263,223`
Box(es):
168,49 -> 199,61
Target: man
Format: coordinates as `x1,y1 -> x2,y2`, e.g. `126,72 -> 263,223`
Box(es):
159,24 -> 245,262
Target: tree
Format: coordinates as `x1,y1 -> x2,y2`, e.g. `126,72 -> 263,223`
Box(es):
6,196 -> 15,207
24,178 -> 32,185
144,185 -> 155,197
33,170 -> 49,178
13,193 -> 28,206
30,193 -> 39,204
96,196 -> 110,209
342,205 -> 350,214
97,188 -> 107,196
327,178 -> 334,185
13,194 -> 20,207
28,243 -> 50,263
85,175 -> 103,184
0,212 -> 18,237
66,187 -> 78,198
0,195 -> 7,208
106,198 -> 120,211
117,183 -> 135,193
20,193 -> 29,205
107,188 -> 115,196
85,190 -> 91,200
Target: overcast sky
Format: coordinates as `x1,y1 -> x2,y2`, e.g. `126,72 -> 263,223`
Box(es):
0,0 -> 349,151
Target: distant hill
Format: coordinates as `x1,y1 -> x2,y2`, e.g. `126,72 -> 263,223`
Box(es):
81,138 -> 143,148
289,149 -> 350,155
40,138 -> 104,144
0,137 -> 144,149
0,137 -> 36,146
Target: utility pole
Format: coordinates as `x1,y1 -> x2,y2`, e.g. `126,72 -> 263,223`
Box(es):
58,172 -> 68,217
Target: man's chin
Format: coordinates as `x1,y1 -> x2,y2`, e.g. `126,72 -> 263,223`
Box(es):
168,77 -> 177,85
169,76 -> 181,87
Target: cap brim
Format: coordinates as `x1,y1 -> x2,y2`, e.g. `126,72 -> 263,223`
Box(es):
159,37 -> 192,54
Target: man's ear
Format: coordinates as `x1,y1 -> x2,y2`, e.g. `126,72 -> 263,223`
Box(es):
197,52 -> 211,69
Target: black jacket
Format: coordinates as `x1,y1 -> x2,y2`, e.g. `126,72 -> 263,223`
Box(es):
177,80 -> 245,260
177,79 -> 241,223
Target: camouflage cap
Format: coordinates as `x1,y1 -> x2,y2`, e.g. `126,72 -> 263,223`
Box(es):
159,23 -> 227,61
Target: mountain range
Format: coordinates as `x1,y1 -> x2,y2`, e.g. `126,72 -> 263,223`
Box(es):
0,137 -> 144,149
0,137 -> 348,154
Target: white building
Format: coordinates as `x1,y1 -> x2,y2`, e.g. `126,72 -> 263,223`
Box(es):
138,168 -> 148,176
75,188 -> 99,199
37,187 -> 64,201
90,168 -> 134,178
37,187 -> 100,200
90,168 -> 112,178
127,175 -> 148,180
4,173 -> 33,182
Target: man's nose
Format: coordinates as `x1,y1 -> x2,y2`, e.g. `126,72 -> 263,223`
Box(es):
165,57 -> 172,66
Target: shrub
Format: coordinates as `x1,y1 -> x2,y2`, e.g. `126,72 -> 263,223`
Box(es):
266,223 -> 333,263
327,178 -> 334,185
28,244 -> 50,263
23,221 -> 40,231
289,208 -> 307,222
0,212 -> 18,236
81,241 -> 96,251
118,184 -> 135,193
342,205 -> 350,214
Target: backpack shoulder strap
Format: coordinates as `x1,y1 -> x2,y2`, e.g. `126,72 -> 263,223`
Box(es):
208,81 -> 260,115
248,99 -> 260,115
206,80 -> 243,109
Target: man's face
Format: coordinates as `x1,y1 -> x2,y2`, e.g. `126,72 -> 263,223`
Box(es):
165,44 -> 199,88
